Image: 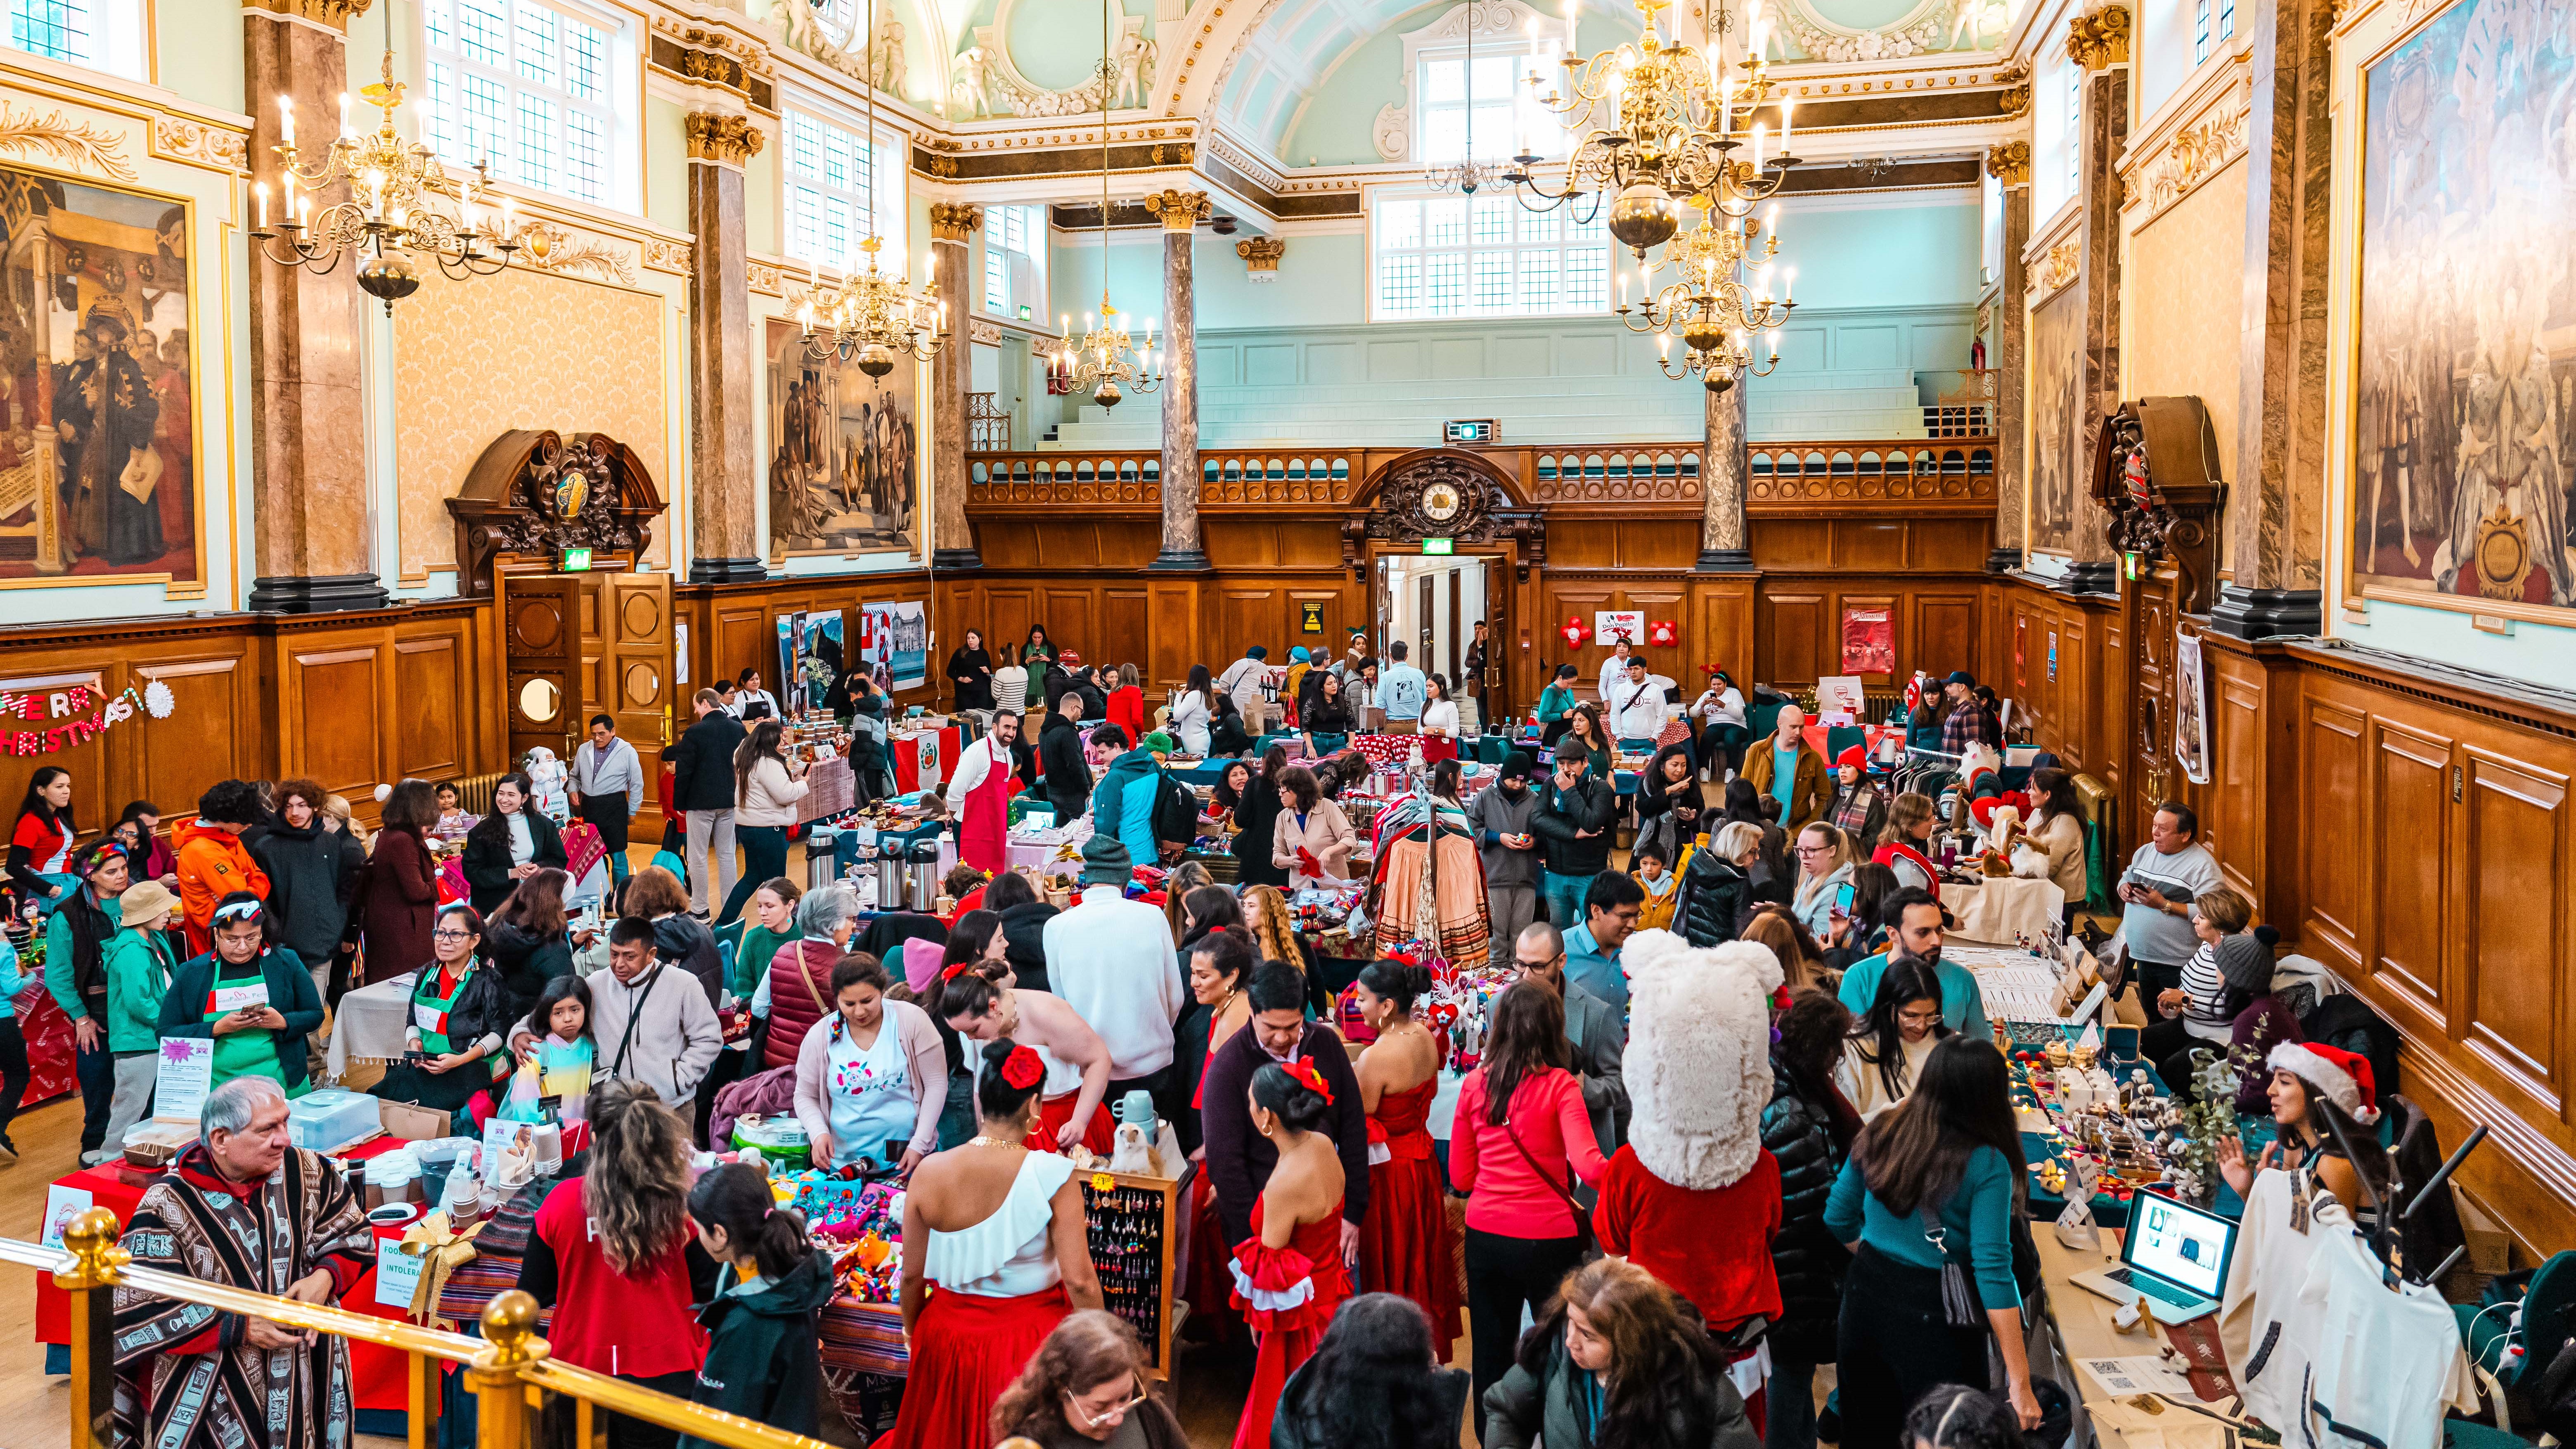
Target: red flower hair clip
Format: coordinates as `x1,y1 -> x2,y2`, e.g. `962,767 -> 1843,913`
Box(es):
940,959 -> 978,983
999,1044 -> 1045,1091
1284,1059 -> 1334,1106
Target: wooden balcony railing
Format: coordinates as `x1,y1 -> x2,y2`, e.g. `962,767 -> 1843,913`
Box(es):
1747,440 -> 1996,510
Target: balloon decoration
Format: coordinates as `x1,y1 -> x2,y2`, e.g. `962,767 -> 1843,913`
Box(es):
1646,619 -> 1680,647
1559,616 -> 1591,648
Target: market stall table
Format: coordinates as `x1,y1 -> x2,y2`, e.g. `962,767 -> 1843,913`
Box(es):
1945,874 -> 2068,945
2032,1224 -> 2252,1449
35,1136 -> 421,1433
328,970 -> 424,1081
795,754 -> 856,824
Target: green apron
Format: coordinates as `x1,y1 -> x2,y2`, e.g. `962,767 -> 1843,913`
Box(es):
204,956 -> 285,1090
414,964 -> 504,1086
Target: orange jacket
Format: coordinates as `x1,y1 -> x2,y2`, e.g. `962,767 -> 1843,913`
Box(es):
173,818 -> 268,957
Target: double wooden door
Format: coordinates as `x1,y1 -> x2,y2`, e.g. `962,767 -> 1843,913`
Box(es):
500,571 -> 676,769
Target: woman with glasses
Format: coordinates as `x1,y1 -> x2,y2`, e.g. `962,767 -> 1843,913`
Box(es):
156,893 -> 325,1096
990,1309 -> 1186,1448
1834,958 -> 1951,1122
1788,822 -> 1857,947
368,902 -> 515,1120
883,1038 -> 1103,1449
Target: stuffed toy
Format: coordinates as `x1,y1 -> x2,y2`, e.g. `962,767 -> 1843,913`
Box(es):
521,746 -> 573,825
1621,930 -> 1782,1191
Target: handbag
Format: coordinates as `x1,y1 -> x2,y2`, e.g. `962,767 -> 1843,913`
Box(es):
1918,1197 -> 2045,1330
1501,1108 -> 1597,1257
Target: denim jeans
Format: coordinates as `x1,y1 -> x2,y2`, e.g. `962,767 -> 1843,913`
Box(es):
1766,1359 -> 1819,1449
74,1024 -> 113,1154
1541,871 -> 1595,929
717,824 -> 789,924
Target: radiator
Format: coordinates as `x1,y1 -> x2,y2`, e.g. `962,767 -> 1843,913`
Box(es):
450,772 -> 508,815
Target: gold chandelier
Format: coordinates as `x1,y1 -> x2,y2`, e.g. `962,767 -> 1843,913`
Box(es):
1048,0 -> 1163,408
1624,202 -> 1791,391
1503,0 -> 1803,259
250,12 -> 523,315
795,0 -> 947,373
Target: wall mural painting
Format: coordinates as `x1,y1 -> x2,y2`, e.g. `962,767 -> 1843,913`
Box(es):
2027,279 -> 2088,556
2354,0 -> 2576,611
0,167 -> 196,584
766,320 -> 918,559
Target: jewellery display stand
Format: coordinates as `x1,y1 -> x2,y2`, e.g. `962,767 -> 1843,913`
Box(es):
1080,1166 -> 1187,1377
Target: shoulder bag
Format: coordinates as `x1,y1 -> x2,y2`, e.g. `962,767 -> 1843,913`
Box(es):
1500,1094 -> 1599,1258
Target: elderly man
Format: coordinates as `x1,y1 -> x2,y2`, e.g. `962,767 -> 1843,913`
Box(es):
1743,704 -> 1826,832
113,1076 -> 375,1449
1514,921 -> 1628,1154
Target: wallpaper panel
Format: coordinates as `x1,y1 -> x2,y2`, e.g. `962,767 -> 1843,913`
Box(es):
2126,160 -> 2248,570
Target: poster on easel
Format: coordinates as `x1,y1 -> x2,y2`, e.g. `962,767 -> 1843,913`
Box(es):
859,601 -> 928,691
2175,630 -> 2212,784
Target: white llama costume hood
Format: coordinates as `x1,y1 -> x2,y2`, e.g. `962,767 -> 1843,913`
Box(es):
1621,929 -> 1783,1191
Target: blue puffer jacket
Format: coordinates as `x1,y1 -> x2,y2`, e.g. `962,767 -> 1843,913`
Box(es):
1089,748 -> 1164,867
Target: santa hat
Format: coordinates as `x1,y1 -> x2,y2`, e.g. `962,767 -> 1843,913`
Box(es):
2267,1041 -> 2382,1126
1621,931 -> 1780,1191
1836,744 -> 1868,769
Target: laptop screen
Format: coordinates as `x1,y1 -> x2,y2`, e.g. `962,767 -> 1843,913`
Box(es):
2126,1193 -> 2235,1299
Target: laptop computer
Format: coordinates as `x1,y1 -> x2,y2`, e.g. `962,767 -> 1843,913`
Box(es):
2072,1192 -> 2238,1325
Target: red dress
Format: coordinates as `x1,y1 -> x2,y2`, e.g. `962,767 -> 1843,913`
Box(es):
1229,1196 -> 1352,1449
876,1152 -> 1078,1449
1359,1079 -> 1461,1362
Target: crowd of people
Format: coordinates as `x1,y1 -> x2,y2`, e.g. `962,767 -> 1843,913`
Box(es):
19,628 -> 2403,1449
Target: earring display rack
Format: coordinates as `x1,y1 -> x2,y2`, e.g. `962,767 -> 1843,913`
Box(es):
1080,1167 -> 1186,1377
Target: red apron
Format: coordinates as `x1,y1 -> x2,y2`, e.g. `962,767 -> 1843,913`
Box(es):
957,740 -> 1013,875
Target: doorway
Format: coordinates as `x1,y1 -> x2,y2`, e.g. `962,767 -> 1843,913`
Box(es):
1372,551 -> 1505,714
499,569 -> 676,767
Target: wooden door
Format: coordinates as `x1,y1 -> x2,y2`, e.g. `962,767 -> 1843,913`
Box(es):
605,572 -> 677,751
501,573 -> 583,767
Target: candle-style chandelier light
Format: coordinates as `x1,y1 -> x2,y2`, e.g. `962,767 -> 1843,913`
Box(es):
1425,0 -> 1502,194
1627,201 -> 1792,392
1047,0 -> 1163,408
1506,0 -> 1805,254
794,0 -> 948,374
249,6 -> 524,314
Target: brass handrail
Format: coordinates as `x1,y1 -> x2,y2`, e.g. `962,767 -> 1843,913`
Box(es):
40,1206 -> 836,1449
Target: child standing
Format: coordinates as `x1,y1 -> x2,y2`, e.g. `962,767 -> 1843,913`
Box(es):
1632,840 -> 1681,933
502,975 -> 596,1126
679,1164 -> 836,1449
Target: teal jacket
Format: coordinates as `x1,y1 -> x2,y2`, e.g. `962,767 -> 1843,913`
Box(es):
1089,747 -> 1164,867
43,891 -> 118,1022
1837,951 -> 1991,1040
157,947 -> 323,1091
102,928 -> 175,1054
1536,683 -> 1578,723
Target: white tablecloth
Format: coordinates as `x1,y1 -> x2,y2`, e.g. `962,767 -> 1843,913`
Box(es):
1943,875 -> 2067,945
326,971 -> 420,1081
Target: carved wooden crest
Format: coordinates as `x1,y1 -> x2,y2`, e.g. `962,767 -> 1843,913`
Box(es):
2090,396 -> 2226,615
447,430 -> 668,597
1345,448 -> 1545,580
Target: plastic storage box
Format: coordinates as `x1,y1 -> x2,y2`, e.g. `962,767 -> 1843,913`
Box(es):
287,1089 -> 383,1153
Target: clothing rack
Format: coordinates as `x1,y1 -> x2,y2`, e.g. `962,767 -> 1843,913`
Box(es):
2315,1103 -> 2490,1290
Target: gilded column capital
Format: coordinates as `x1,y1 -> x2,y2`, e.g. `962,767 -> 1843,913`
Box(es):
1986,141 -> 2032,187
684,112 -> 765,166
1235,237 -> 1285,280
2067,5 -> 2131,69
243,0 -> 374,29
929,202 -> 984,242
1143,189 -> 1211,232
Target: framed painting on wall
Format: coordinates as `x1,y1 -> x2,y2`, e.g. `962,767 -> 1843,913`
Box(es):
2350,0 -> 2576,618
0,166 -> 200,587
1840,604 -> 1895,675
2174,629 -> 2211,785
2026,278 -> 2087,558
766,320 -> 919,560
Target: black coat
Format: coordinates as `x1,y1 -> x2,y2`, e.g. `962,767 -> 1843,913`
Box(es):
482,919 -> 572,1023
682,1250 -> 836,1448
1760,1060 -> 1852,1363
251,821 -> 363,968
1633,743 -> 1706,859
1673,852 -> 1755,948
654,913 -> 726,1009
945,647 -> 994,712
1152,773 -> 1201,856
996,900 -> 1057,994
1533,774 -> 1618,878
1230,781 -> 1288,887
1037,713 -> 1093,818
670,711 -> 749,813
1208,710 -> 1256,758
461,810 -> 569,915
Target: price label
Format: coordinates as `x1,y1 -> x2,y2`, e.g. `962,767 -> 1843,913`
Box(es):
1090,1173 -> 1115,1193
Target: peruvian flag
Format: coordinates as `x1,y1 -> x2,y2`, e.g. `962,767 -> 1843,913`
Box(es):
1903,671 -> 1927,713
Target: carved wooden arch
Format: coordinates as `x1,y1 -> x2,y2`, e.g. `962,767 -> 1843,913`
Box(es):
1344,447 -> 1546,580
447,430 -> 669,597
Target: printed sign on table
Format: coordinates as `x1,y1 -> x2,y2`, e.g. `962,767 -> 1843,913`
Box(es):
154,1037 -> 214,1125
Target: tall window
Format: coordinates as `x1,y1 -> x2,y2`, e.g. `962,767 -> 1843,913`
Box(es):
1413,34 -> 1565,163
1372,193 -> 1609,321
2192,0 -> 2211,62
2217,0 -> 2235,47
983,204 -> 1044,320
783,105 -> 907,278
7,0 -> 143,78
2067,66 -> 2083,190
423,0 -> 625,209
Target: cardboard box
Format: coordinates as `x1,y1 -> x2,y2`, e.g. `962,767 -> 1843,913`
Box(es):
2458,1196 -> 2514,1275
379,1100 -> 450,1142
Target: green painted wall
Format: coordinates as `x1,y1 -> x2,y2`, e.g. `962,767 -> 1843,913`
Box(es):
745,130 -> 780,257
156,0 -> 242,112
647,97 -> 689,235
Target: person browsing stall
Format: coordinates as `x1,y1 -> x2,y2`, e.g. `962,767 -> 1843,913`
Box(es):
158,893 -> 324,1095
933,960 -> 1115,1155
791,952 -> 945,1175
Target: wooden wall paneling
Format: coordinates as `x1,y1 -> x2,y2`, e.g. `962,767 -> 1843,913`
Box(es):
2457,748 -> 2568,1121
1044,588 -> 1099,665
130,652 -> 251,820
1101,590 -> 1151,676
1754,519 -> 1833,572
1913,594 -> 1978,684
2368,717 -> 2454,1035
1690,580 -> 1759,685
1762,592 -> 1828,687
1542,579 -> 1617,697
393,631 -> 469,781
1147,581 -> 1202,688
711,603 -> 771,698
1831,522 -> 1908,573
2298,693 -> 2367,973
287,643 -> 388,801
2207,646 -> 2269,903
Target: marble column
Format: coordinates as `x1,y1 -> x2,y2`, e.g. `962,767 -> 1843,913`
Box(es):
2063,5 -> 2132,597
684,111 -> 765,584
1144,189 -> 1210,571
243,0 -> 385,613
1988,142 -> 2033,574
929,203 -> 983,572
1696,377 -> 1753,571
2214,0 -> 2332,638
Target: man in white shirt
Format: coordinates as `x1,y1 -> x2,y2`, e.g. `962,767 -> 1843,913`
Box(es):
1604,657 -> 1668,743
1377,641 -> 1427,732
569,713 -> 644,883
1598,634 -> 1635,703
1041,834 -> 1187,1105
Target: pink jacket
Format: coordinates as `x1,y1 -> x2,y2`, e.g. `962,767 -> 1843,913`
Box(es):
791,1001 -> 948,1163
1272,798 -> 1357,885
1449,1066 -> 1608,1238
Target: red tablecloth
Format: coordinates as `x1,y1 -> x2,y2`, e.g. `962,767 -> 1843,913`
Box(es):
1802,722 -> 1894,762
35,1136 -> 417,1414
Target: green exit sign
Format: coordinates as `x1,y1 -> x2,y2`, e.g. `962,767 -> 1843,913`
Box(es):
1421,537 -> 1454,556
562,547 -> 593,571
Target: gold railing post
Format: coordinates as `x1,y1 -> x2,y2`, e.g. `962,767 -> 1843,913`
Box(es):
52,1207 -> 128,1449
407,1350 -> 444,1449
471,1291 -> 549,1449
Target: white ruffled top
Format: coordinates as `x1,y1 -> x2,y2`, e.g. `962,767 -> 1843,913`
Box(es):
920,1149 -> 1078,1299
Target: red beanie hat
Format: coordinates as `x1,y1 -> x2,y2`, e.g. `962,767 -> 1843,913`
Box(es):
1836,744 -> 1867,769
